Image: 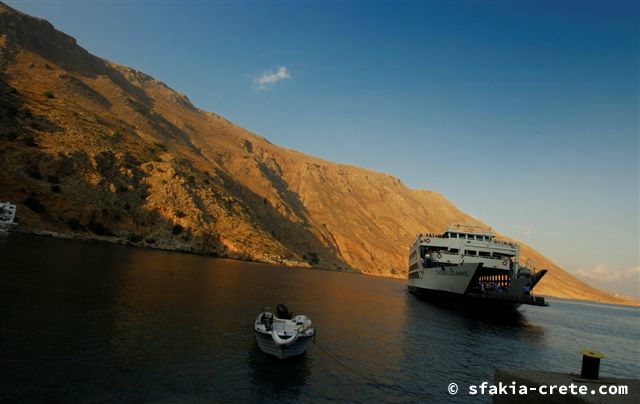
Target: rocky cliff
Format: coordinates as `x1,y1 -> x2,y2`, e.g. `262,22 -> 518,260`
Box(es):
0,2 -> 635,306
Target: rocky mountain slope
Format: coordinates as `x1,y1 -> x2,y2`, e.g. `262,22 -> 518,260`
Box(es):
0,2 -> 635,305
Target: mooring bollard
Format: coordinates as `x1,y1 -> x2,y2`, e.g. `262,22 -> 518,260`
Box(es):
579,349 -> 605,380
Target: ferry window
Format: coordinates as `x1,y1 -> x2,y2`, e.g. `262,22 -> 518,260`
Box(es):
449,248 -> 459,254
449,233 -> 457,238
459,234 -> 466,239
465,250 -> 477,255
409,263 -> 419,271
479,251 -> 490,257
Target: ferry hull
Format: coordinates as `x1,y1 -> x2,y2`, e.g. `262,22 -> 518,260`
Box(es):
408,285 -> 522,312
407,262 -> 548,312
408,262 -> 481,294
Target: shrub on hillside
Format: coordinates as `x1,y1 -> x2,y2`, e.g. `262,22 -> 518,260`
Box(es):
5,105 -> 18,116
26,166 -> 42,180
47,175 -> 60,184
2,132 -> 18,141
171,224 -> 183,235
153,142 -> 167,151
42,91 -> 54,99
307,252 -> 319,265
88,220 -> 114,237
128,233 -> 143,243
22,135 -> 37,147
66,218 -> 81,230
23,196 -> 45,214
19,107 -> 32,118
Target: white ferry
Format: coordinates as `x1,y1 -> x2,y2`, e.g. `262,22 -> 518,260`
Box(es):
0,202 -> 17,232
407,224 -> 547,311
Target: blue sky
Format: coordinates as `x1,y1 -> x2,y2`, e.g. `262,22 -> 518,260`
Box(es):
8,1 -> 639,297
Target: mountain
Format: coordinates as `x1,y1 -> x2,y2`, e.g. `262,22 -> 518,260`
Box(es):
0,2 -> 635,306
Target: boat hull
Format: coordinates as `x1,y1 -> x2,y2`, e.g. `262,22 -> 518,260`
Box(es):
408,285 -> 522,312
409,262 -> 481,294
254,330 -> 314,359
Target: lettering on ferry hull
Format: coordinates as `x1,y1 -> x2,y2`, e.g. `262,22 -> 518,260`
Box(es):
435,270 -> 469,277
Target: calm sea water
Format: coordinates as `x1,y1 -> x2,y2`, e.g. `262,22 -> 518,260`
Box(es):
1,234 -> 638,402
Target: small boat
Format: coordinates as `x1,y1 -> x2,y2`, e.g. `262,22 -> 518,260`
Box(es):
254,304 -> 315,360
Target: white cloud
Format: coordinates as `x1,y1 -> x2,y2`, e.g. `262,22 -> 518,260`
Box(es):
576,263 -> 640,284
254,66 -> 291,91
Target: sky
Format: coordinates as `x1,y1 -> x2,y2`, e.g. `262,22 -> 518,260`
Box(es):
7,1 -> 640,297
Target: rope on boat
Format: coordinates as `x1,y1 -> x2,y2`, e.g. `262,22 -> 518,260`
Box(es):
271,330 -> 299,347
313,341 -> 432,398
270,322 -> 313,347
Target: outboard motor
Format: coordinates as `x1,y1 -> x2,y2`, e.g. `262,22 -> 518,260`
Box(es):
276,304 -> 292,319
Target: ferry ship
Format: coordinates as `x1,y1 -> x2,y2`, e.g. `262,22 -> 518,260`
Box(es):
407,224 -> 548,311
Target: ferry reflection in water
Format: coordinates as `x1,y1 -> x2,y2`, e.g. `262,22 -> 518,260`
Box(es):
1,234 -> 638,403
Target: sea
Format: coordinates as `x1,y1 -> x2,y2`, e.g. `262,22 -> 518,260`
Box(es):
1,233 -> 638,402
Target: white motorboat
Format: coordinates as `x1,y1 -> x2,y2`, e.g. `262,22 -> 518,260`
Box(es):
254,304 -> 315,360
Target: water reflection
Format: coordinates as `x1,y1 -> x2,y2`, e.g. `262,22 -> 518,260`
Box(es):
405,291 -> 546,340
247,344 -> 311,400
400,291 -> 548,401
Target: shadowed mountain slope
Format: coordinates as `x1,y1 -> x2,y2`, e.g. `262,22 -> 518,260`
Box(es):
0,2 -> 635,305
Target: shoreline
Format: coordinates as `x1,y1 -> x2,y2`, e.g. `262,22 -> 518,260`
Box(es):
4,227 -> 639,308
